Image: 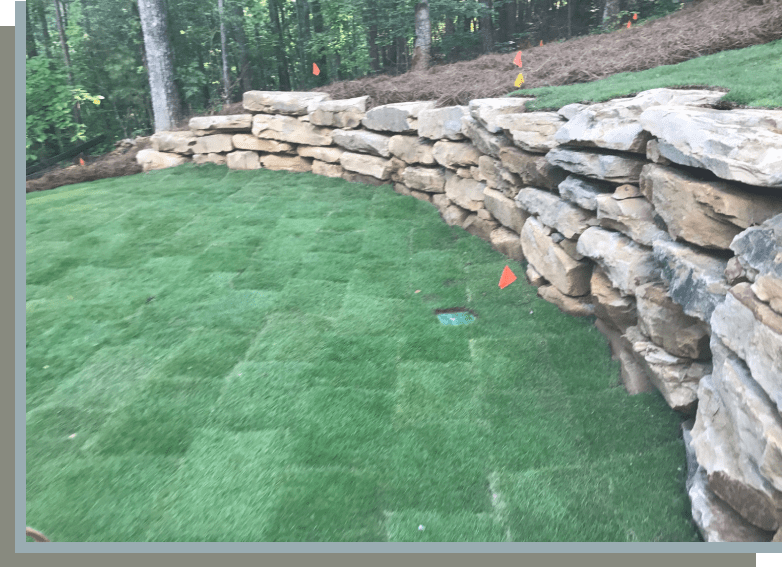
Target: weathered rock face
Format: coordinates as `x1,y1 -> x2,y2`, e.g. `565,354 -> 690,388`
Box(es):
296,145 -> 343,163
308,96 -> 368,128
554,88 -> 726,154
590,267 -> 637,333
710,283 -> 782,415
388,135 -> 436,165
402,166 -> 446,193
444,169 -> 486,211
136,149 -> 189,172
261,154 -> 311,173
243,91 -> 331,115
418,106 -> 468,140
252,114 -> 333,146
362,101 -> 436,132
226,150 -> 261,170
690,338 -> 782,532
468,98 -> 531,133
233,134 -> 293,153
653,240 -> 730,325
521,216 -> 592,297
546,147 -> 648,184
490,226 -> 524,263
483,187 -> 528,234
576,227 -> 659,296
331,129 -> 392,157
151,131 -> 197,154
461,115 -> 513,159
515,187 -> 594,240
495,111 -> 566,153
634,282 -> 711,360
432,140 -> 482,168
193,153 -> 227,166
192,134 -> 234,154
499,146 -> 567,191
639,105 -> 782,188
339,151 -> 394,180
595,191 -> 670,247
189,114 -> 253,135
639,163 -> 782,250
730,214 -> 782,315
557,174 -> 614,211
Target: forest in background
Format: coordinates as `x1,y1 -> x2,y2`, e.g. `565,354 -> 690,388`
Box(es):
26,0 -> 691,167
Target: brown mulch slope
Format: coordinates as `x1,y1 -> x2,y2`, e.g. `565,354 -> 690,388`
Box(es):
26,0 -> 782,194
310,0 -> 782,109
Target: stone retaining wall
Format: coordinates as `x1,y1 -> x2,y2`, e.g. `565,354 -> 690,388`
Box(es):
137,88 -> 782,542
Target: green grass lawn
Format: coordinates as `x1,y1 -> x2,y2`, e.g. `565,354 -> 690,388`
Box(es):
508,37 -> 782,111
25,164 -> 701,542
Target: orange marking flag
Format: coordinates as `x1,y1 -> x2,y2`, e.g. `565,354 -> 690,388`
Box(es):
539,40 -> 543,46
499,266 -> 517,289
313,63 -> 320,75
79,158 -> 85,166
513,51 -> 522,67
633,13 -> 638,20
627,20 -> 631,29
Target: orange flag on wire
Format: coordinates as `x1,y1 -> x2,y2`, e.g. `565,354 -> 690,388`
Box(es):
313,63 -> 320,75
627,20 -> 631,28
539,40 -> 543,46
513,51 -> 522,67
79,157 -> 85,166
633,13 -> 638,20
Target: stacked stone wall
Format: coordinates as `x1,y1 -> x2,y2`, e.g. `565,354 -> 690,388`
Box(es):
137,88 -> 782,542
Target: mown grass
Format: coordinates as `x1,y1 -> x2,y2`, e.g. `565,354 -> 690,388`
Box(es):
25,164 -> 701,542
508,37 -> 782,111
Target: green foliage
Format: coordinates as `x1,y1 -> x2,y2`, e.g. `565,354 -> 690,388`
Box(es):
26,56 -> 103,164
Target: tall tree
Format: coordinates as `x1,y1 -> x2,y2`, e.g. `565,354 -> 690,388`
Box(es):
602,0 -> 621,30
52,0 -> 80,123
411,1 -> 431,71
218,0 -> 230,105
136,0 -> 183,132
268,0 -> 291,90
232,3 -> 253,93
479,0 -> 494,53
26,2 -> 38,58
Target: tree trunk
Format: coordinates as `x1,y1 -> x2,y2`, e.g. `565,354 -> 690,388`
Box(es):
366,0 -> 380,73
218,0 -> 230,106
136,0 -> 183,132
232,4 -> 253,93
480,0 -> 494,53
268,0 -> 291,91
26,2 -> 38,57
567,0 -> 572,39
52,0 -> 80,123
33,1 -> 53,59
411,1 -> 431,72
602,0 -> 621,30
295,0 -> 310,87
310,0 -> 328,84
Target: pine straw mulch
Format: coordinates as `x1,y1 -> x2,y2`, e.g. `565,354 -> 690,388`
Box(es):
26,0 -> 782,194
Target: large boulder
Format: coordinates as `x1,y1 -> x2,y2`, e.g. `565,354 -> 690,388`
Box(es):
150,131 -> 197,154
331,129 -> 392,157
308,96 -> 368,129
653,240 -> 730,325
243,91 -> 331,115
546,147 -> 647,184
460,115 -> 513,159
515,187 -> 595,240
402,166 -> 446,193
499,146 -> 568,191
639,163 -> 782,250
361,101 -> 436,133
554,88 -> 725,153
639,105 -> 782,188
189,114 -> 252,135
557,174 -> 614,211
576,226 -> 659,296
418,106 -> 468,140
136,149 -> 188,172
226,150 -> 260,170
490,226 -> 524,263
339,152 -> 394,180
296,145 -> 343,163
233,134 -> 294,153
260,154 -> 312,173
468,98 -> 531,133
495,111 -> 567,153
730,214 -> 782,315
388,135 -> 436,165
590,267 -> 637,333
520,216 -> 592,297
478,156 -> 523,198
483,187 -> 529,234
252,114 -> 332,146
690,338 -> 782,532
595,190 -> 671,247
432,140 -> 482,168
192,134 -> 233,154
710,283 -> 782,414
443,169 -> 486,211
